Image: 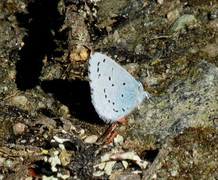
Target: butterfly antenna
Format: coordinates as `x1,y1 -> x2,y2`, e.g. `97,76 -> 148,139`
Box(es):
144,92 -> 154,104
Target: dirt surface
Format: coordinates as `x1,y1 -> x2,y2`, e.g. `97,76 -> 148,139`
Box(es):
0,0 -> 217,179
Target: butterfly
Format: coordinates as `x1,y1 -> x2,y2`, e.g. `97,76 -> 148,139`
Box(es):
88,52 -> 150,123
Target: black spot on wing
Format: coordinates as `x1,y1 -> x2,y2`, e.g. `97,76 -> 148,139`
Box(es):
113,108 -> 118,112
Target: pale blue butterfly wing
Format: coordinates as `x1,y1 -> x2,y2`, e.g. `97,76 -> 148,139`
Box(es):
88,52 -> 149,123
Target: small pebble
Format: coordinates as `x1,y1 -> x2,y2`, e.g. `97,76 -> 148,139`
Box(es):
59,105 -> 70,116
110,171 -> 141,180
167,9 -> 180,22
170,14 -> 197,32
134,44 -> 143,54
209,9 -> 218,20
13,123 -> 27,135
84,135 -> 98,144
12,96 -> 28,106
157,0 -> 164,4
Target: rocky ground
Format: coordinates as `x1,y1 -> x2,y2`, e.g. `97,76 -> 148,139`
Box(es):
0,0 -> 217,179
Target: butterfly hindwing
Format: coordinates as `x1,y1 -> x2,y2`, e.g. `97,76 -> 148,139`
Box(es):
88,52 -> 146,123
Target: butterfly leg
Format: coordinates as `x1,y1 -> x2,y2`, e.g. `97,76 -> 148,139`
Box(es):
106,118 -> 126,144
98,118 -> 126,144
106,128 -> 118,144
98,122 -> 117,143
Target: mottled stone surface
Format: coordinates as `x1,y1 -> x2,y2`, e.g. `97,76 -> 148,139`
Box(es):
128,60 -> 217,141
142,127 -> 217,180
